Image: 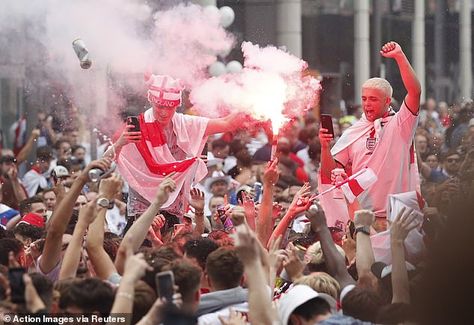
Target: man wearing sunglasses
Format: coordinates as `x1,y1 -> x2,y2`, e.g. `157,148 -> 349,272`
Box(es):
427,149 -> 461,184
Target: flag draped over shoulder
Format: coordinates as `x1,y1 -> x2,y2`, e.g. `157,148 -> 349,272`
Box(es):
318,108 -> 420,227
116,108 -> 208,209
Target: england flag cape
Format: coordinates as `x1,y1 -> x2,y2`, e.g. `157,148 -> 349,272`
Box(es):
318,108 -> 421,228
116,108 -> 209,210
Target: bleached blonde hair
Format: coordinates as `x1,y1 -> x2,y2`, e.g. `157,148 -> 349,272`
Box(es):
362,77 -> 393,98
294,272 -> 341,300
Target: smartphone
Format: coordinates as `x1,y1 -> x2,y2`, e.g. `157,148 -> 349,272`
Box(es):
9,268 -> 26,304
253,182 -> 262,203
320,114 -> 334,137
127,116 -> 140,132
155,270 -> 175,303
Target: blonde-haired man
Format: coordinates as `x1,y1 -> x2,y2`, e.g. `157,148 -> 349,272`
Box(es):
319,41 -> 421,229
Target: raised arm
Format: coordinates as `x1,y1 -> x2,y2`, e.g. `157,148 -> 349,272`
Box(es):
234,224 -> 276,325
15,129 -> 40,164
103,124 -> 141,159
59,201 -> 97,280
318,128 -> 337,181
86,175 -> 122,280
390,207 -> 419,304
40,158 -> 112,274
353,210 -> 377,286
307,204 -> 356,289
5,165 -> 27,204
115,175 -> 175,274
256,159 -> 279,246
380,41 -> 421,114
107,241 -> 152,325
267,182 -> 313,246
204,112 -> 248,136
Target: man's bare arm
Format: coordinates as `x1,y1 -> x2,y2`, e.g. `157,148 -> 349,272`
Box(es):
381,41 -> 421,114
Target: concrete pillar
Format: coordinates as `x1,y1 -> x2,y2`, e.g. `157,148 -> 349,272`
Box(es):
193,0 -> 216,7
434,0 -> 446,101
459,0 -> 472,100
354,0 -> 370,104
276,0 -> 302,57
412,0 -> 426,103
371,0 -> 383,76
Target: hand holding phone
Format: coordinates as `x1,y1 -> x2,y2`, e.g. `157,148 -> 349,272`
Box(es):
127,116 -> 140,132
155,270 -> 175,303
320,114 -> 335,137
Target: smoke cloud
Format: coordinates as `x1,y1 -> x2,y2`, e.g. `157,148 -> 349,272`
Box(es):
190,42 -> 321,133
0,0 -> 234,124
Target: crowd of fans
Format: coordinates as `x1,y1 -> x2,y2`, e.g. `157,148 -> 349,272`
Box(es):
0,96 -> 472,324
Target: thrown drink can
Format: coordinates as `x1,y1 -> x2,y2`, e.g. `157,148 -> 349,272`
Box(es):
72,38 -> 92,69
88,162 -> 116,182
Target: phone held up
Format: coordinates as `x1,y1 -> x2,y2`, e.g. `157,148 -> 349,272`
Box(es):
127,116 -> 140,132
9,268 -> 26,304
320,114 -> 335,137
155,270 -> 175,303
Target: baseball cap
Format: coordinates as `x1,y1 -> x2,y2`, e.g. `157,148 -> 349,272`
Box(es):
371,261 -> 416,279
18,213 -> 45,228
52,165 -> 70,179
277,285 -> 337,325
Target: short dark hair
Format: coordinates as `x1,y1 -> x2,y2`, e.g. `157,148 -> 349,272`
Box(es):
19,196 -> 45,216
59,278 -> 114,316
207,230 -> 234,247
289,297 -> 331,325
132,281 -> 156,325
184,238 -> 219,270
143,246 -> 182,292
212,139 -> 228,150
164,259 -> 202,306
342,286 -> 382,322
0,238 -> 23,266
30,273 -> 54,310
13,223 -> 44,241
36,146 -> 53,161
206,248 -> 243,290
103,235 -> 121,261
71,145 -> 85,154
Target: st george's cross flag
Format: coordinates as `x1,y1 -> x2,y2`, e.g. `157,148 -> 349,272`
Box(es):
339,168 -> 378,203
115,75 -> 209,216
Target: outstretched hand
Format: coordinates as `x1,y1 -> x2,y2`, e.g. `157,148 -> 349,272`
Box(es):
390,207 -> 419,243
263,158 -> 280,186
155,172 -> 177,205
380,41 -> 404,59
288,183 -> 314,215
189,188 -> 205,212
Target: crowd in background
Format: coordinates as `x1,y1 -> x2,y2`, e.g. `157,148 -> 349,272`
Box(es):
0,96 -> 472,324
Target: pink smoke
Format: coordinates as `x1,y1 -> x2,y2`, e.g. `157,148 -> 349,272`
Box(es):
190,42 -> 321,133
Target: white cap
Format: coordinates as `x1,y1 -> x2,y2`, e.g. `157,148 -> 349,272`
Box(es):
52,165 -> 70,178
277,285 -> 336,325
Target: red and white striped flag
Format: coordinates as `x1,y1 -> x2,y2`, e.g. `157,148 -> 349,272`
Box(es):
339,167 -> 378,203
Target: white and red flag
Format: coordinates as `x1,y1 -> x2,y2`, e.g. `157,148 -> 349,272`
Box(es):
116,109 -> 208,211
116,74 -> 209,215
338,168 -> 378,203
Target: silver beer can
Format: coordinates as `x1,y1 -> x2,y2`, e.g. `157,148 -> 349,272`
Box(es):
72,38 -> 92,69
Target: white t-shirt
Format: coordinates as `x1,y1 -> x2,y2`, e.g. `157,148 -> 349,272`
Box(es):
333,101 -> 419,217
